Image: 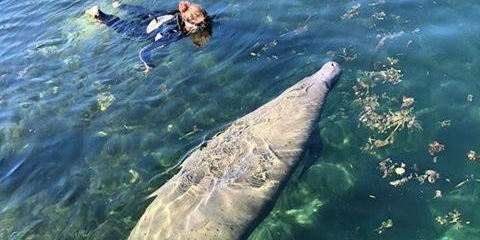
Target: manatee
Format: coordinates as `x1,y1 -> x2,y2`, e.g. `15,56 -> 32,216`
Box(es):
129,61 -> 342,240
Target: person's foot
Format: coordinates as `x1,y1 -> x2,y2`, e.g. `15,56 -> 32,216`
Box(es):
85,6 -> 101,21
112,1 -> 122,9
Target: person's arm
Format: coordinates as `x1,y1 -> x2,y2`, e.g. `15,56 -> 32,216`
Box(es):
139,31 -> 183,70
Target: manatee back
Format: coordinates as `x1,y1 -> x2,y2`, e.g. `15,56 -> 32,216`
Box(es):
128,62 -> 342,240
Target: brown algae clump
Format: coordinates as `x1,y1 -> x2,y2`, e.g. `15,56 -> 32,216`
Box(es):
361,108 -> 421,150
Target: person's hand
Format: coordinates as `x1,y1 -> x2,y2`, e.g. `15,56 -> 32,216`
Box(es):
112,1 -> 121,9
143,66 -> 151,74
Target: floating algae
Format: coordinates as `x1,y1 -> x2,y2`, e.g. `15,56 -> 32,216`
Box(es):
354,58 -> 421,151
361,108 -> 421,150
337,46 -> 358,62
467,150 -> 478,161
428,141 -> 445,155
362,66 -> 403,85
435,209 -> 465,228
431,178 -> 480,239
401,96 -> 414,109
378,158 -> 441,187
374,219 -> 393,234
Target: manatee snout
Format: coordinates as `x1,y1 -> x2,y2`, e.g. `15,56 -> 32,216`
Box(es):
311,61 -> 342,89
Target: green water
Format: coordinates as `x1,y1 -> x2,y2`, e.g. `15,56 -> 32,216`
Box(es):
1,0 -> 479,239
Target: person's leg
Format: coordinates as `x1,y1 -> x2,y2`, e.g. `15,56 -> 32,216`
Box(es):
85,6 -> 119,24
85,6 -> 151,39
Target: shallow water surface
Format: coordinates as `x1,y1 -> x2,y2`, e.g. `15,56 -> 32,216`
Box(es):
1,0 -> 479,239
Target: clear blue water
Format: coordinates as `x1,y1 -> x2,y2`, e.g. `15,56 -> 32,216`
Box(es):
1,0 -> 480,239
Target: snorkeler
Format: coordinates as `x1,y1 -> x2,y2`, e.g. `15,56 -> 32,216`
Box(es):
85,1 -> 211,71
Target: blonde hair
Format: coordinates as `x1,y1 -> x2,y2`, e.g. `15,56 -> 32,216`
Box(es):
178,1 -> 208,24
189,26 -> 212,47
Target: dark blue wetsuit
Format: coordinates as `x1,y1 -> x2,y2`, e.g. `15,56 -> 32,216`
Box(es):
93,4 -> 186,69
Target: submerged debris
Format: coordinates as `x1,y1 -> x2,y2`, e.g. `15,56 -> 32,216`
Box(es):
467,94 -> 473,102
96,131 -> 109,137
128,169 -> 139,184
428,141 -> 445,155
179,125 -> 202,140
97,92 -> 116,111
434,190 -> 442,199
440,119 -> 451,128
394,167 -> 405,176
166,124 -> 175,133
372,11 -> 386,20
250,40 -> 278,57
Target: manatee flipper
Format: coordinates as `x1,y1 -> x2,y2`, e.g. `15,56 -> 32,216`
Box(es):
298,124 -> 323,179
